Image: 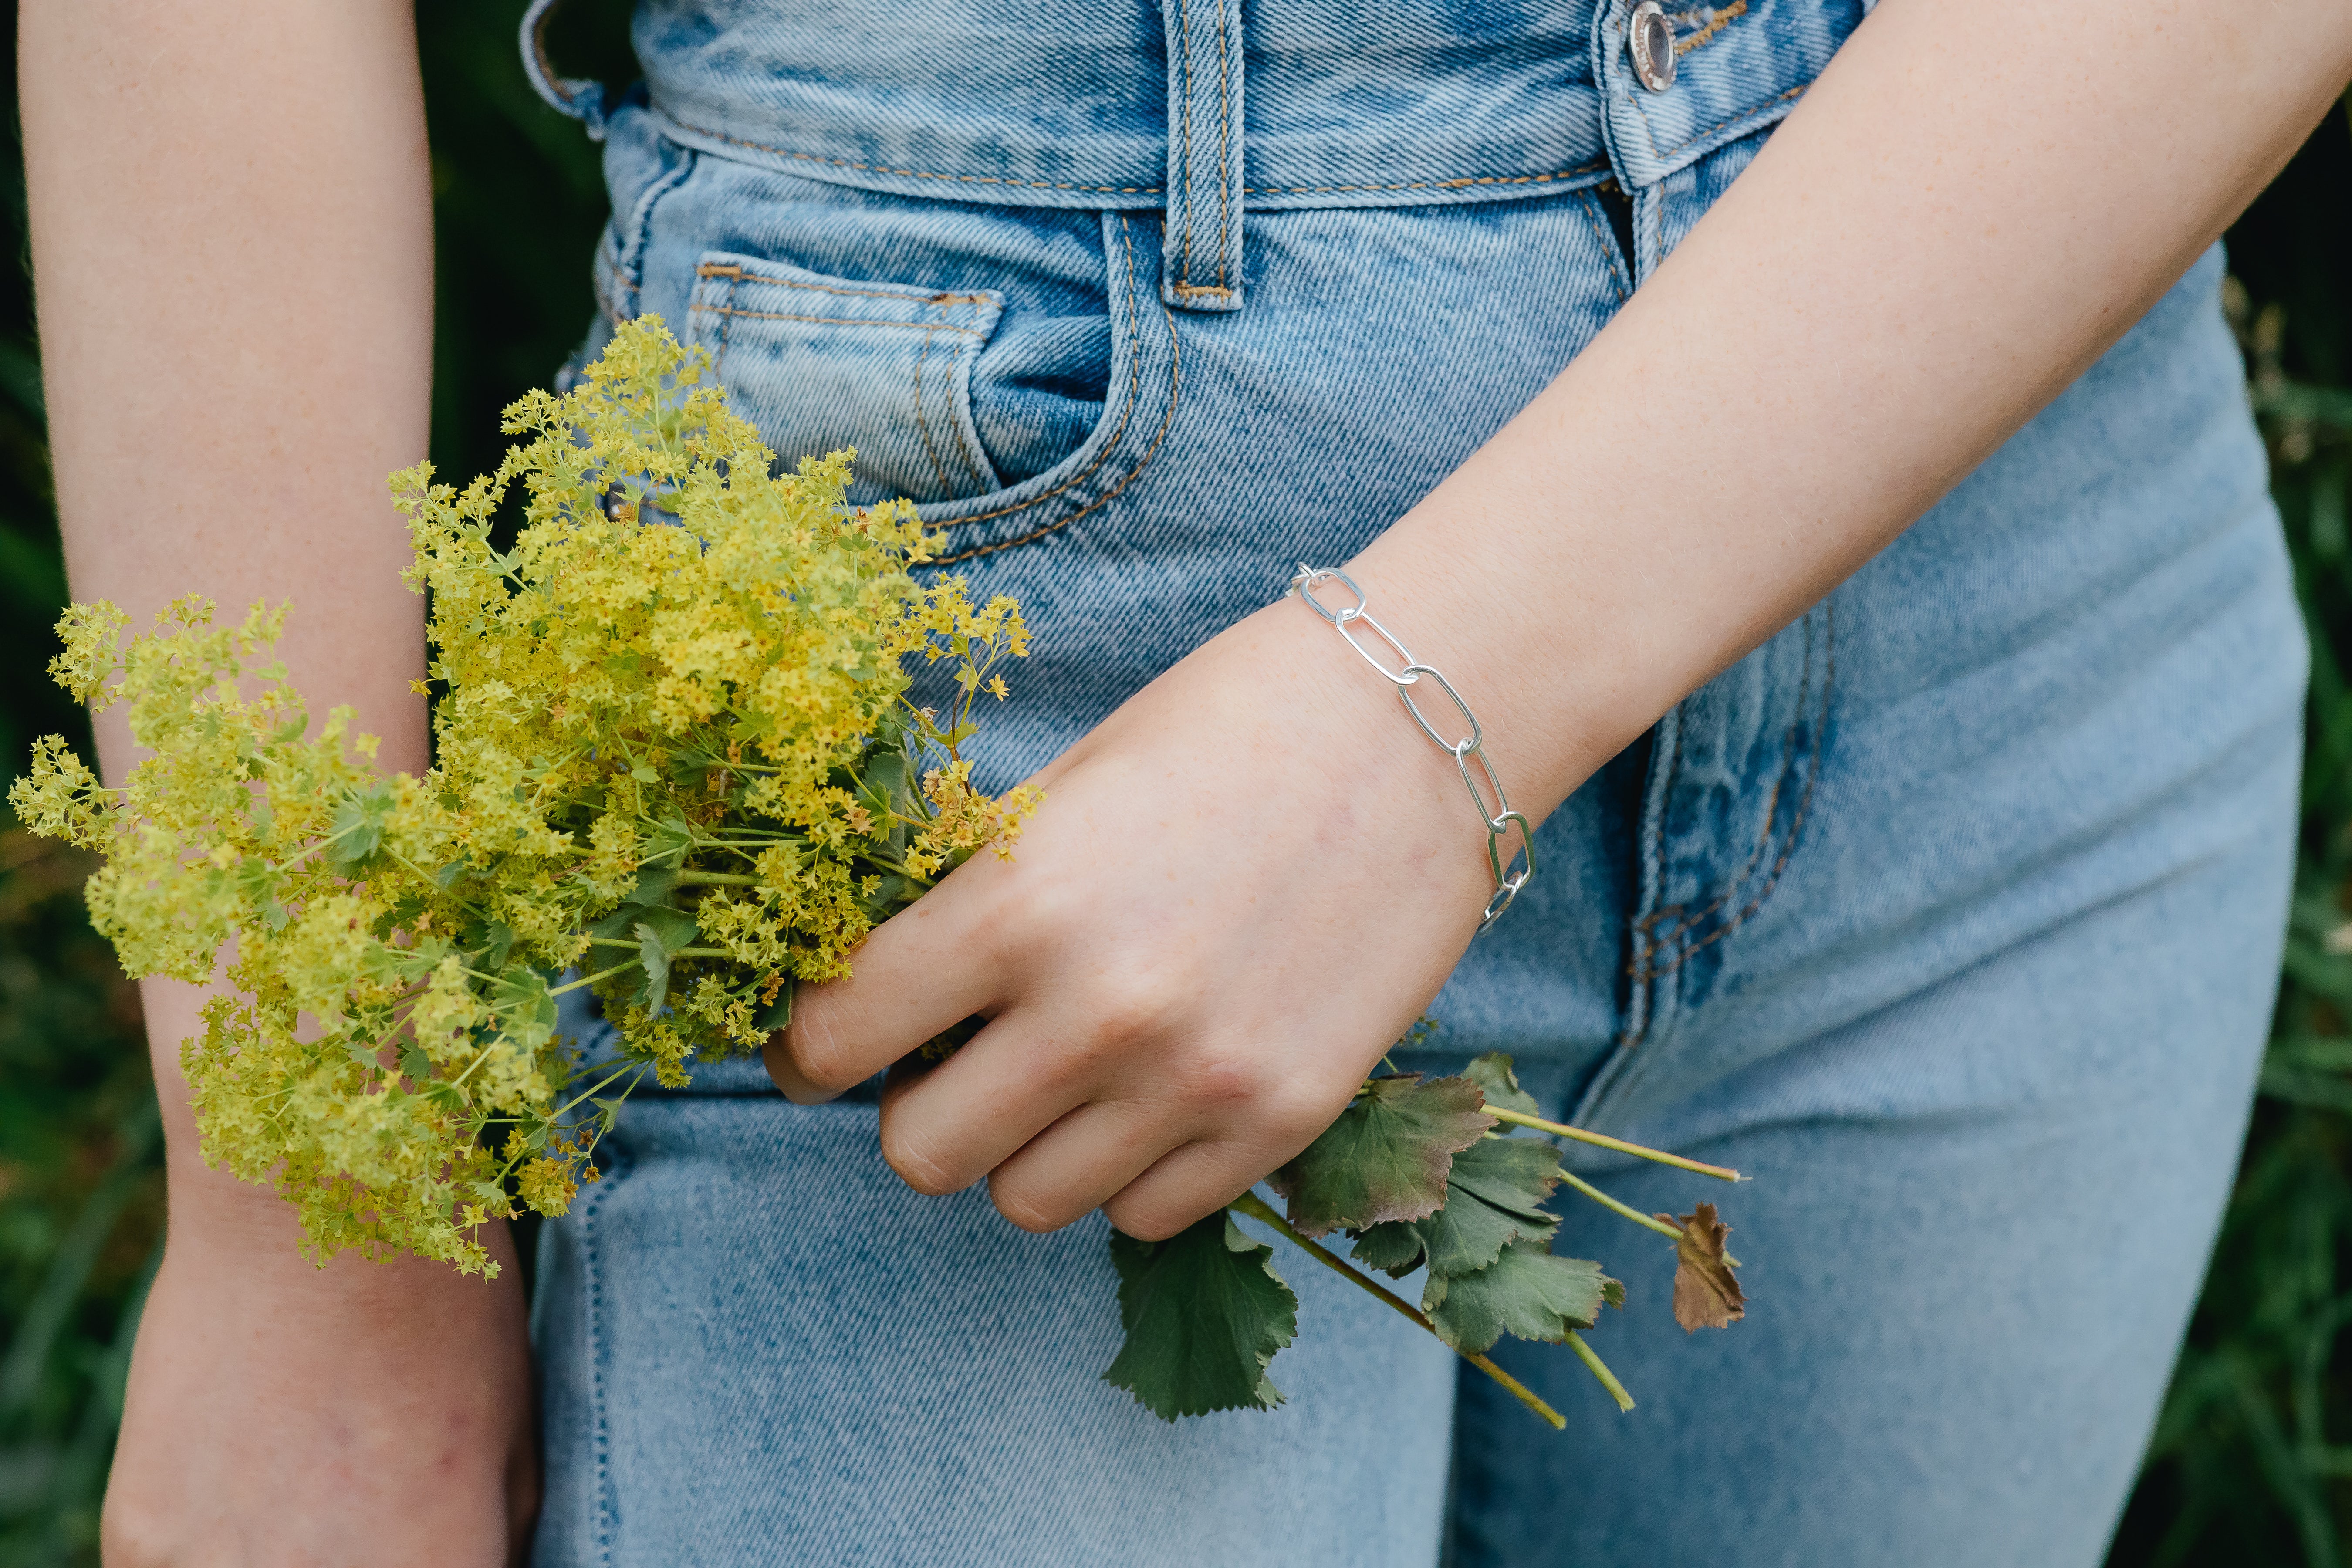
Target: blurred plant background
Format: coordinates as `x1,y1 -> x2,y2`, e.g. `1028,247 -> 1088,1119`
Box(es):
0,4 -> 2340,1562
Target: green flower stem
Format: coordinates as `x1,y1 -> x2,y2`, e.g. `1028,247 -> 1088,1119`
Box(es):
1549,1164 -> 1744,1268
267,815 -> 368,875
1567,1332 -> 1635,1413
579,936 -> 731,959
672,869 -> 758,887
1227,1191 -> 1567,1432
551,1060 -> 649,1121
1551,1164 -> 1687,1243
548,959 -> 641,997
1482,1105 -> 1742,1182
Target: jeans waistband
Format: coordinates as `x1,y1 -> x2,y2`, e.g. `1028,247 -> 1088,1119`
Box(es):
523,0 -> 1861,311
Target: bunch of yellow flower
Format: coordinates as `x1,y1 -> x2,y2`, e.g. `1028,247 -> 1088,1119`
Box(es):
8,319 -> 1035,1277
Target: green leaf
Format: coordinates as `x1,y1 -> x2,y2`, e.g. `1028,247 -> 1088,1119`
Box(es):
1348,1220 -> 1427,1278
1463,1052 -> 1540,1117
643,817 -> 694,869
855,748 -> 909,817
636,923 -> 672,1015
1268,1075 -> 1493,1237
1102,1214 -> 1298,1419
627,860 -> 681,909
1423,1241 -> 1621,1356
490,965 -> 557,1054
753,979 -> 794,1034
324,779 -> 397,874
1345,1134 -> 1564,1280
1413,1136 -> 1562,1277
464,919 -> 517,974
399,1045 -> 432,1083
631,906 -> 700,954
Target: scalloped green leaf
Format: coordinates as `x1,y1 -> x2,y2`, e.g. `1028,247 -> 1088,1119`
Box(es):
1268,1075 -> 1494,1237
1348,1220 -> 1428,1278
1463,1051 -> 1540,1117
1423,1241 -> 1621,1356
1414,1136 -> 1562,1276
1102,1214 -> 1298,1420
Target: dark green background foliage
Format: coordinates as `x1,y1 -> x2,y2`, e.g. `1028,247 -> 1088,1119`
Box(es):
0,4 -> 2341,1560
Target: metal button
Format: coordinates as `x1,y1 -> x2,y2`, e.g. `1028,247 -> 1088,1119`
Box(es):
1628,1 -> 1676,93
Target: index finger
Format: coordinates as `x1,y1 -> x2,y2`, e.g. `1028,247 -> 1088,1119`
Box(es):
763,854 -> 1012,1102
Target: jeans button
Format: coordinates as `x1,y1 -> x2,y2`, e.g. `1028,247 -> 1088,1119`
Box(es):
1628,1 -> 1676,92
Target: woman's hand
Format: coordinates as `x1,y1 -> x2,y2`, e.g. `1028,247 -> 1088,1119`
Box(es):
768,592 -> 1529,1239
769,0 -> 2352,1239
103,1190 -> 536,1567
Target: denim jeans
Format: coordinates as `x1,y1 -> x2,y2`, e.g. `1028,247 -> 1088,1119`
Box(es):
520,2 -> 2305,1563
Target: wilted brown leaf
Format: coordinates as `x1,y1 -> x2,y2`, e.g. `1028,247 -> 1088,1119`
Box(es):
1663,1201 -> 1746,1331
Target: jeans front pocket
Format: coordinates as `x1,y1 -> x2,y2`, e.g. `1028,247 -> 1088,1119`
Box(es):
672,201 -> 1180,565
687,255 -> 1007,506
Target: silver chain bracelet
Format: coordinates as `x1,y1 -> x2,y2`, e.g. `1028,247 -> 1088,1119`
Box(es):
1288,564 -> 1534,929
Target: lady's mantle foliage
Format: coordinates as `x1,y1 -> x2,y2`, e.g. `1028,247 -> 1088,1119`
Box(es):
1106,1054 -> 1646,1420
9,319 -> 1035,1277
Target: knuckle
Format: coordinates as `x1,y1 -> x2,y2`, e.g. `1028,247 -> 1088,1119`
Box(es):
781,997 -> 872,1092
1086,966 -> 1189,1051
996,873 -> 1084,954
878,1120 -> 963,1197
1169,1046 -> 1271,1118
989,1176 -> 1077,1236
1103,1190 -> 1214,1243
1262,1078 -> 1349,1149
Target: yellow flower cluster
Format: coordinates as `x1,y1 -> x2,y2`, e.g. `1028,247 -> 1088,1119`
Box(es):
9,319 -> 1036,1276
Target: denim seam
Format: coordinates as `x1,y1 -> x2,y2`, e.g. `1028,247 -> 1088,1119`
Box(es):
1174,0 -> 1195,285
666,111 -> 1168,195
925,215 -> 1173,539
659,111 -> 1607,203
931,218 -> 1146,528
1633,612 -> 1812,955
1246,162 -> 1610,196
1214,0 -> 1233,291
930,223 -> 1180,562
710,270 -> 740,374
1576,190 -> 1633,302
578,1138 -> 629,1566
911,327 -> 956,497
1625,618 -> 1812,974
686,304 -> 986,336
939,330 -> 997,492
693,261 -> 993,309
1576,703 -> 1686,1104
1641,178 -> 1663,283
1670,0 -> 1747,56
1626,600 -> 1834,980
608,150 -> 699,324
1642,82 -> 1810,168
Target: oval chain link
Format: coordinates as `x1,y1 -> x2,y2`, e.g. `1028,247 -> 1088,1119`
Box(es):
1288,564 -> 1534,930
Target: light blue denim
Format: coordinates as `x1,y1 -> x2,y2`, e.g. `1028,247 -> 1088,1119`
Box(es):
518,2 -> 2305,1563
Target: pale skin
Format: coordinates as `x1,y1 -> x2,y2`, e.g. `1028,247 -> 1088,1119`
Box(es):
19,0 -> 2352,1559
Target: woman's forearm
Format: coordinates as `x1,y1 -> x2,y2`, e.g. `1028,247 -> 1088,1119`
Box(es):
1367,0 -> 2352,813
22,0 -> 433,1209
25,14 -> 537,1554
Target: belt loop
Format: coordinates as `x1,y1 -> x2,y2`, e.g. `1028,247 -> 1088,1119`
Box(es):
1160,0 -> 1245,313
520,0 -> 609,141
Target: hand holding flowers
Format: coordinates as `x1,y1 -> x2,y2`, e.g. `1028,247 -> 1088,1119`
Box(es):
15,320 -> 1743,1432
